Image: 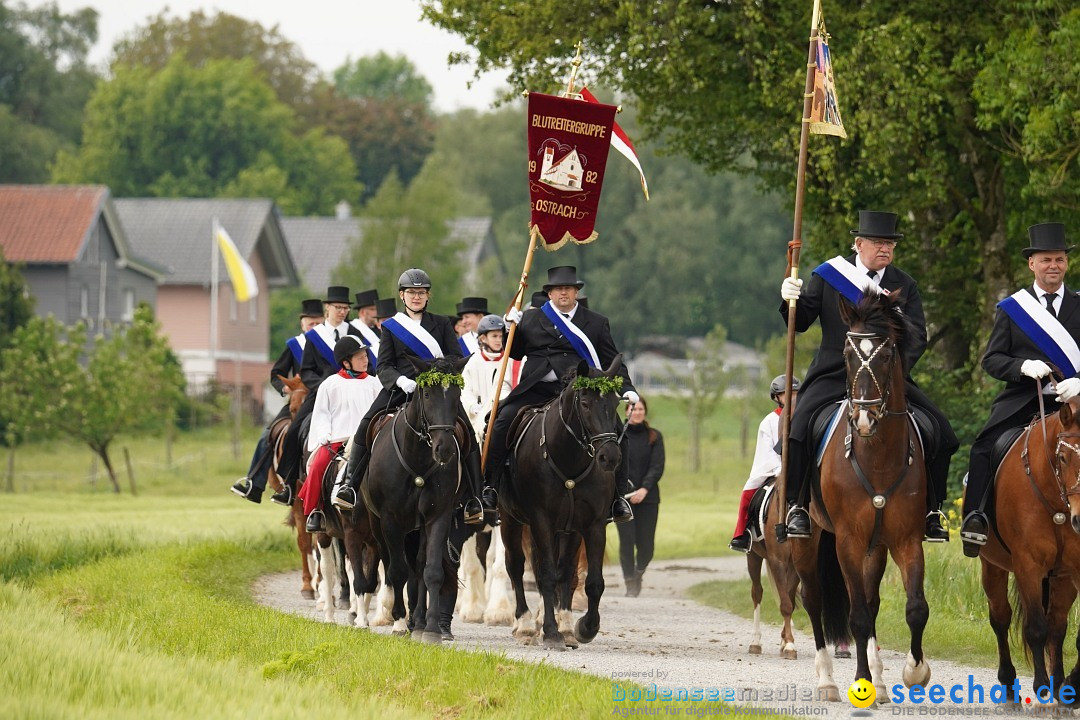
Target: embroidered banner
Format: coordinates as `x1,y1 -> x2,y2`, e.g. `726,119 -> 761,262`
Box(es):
527,92 -> 617,251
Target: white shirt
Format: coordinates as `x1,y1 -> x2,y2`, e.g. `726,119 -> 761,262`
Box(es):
462,350 -> 515,440
306,372 -> 382,451
743,409 -> 782,491
1033,282 -> 1065,314
854,255 -> 883,286
311,319 -> 348,349
541,302 -> 580,381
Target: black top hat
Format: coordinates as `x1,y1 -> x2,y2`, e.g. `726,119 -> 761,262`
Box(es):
542,266 -> 585,291
324,286 -> 351,304
849,211 -> 904,240
456,296 -> 488,315
530,291 -> 549,308
299,299 -> 324,318
353,289 -> 379,308
375,298 -> 397,319
1022,222 -> 1074,259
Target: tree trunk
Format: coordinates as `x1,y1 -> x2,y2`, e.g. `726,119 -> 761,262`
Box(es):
688,407 -> 701,473
123,446 -> 137,496
97,445 -> 121,494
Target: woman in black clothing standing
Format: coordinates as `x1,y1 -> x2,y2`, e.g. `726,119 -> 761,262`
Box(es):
617,397 -> 666,597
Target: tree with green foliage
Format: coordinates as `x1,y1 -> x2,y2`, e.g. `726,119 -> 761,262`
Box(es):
0,247 -> 33,350
267,285 -> 314,362
0,306 -> 184,492
332,158 -> 466,316
0,0 -> 99,182
110,9 -> 318,113
52,55 -> 360,215
333,51 -> 434,106
678,325 -> 732,473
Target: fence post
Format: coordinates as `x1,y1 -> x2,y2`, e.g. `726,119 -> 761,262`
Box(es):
123,446 -> 137,496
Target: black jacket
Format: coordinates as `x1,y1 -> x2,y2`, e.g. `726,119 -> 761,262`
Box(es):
618,423 -> 665,505
299,323 -> 362,392
506,305 -> 634,401
376,311 -> 462,391
270,341 -> 302,396
980,286 -> 1080,430
780,255 -> 935,443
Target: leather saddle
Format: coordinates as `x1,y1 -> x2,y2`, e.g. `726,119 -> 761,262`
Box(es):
367,407 -> 472,453
809,401 -> 938,465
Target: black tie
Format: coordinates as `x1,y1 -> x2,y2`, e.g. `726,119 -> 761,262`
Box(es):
334,328 -> 340,341
1044,293 -> 1058,318
562,313 -> 570,319
867,270 -> 876,281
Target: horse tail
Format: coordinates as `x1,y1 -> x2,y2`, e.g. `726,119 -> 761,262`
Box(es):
285,510 -> 295,528
1008,574 -> 1050,665
817,530 -> 851,645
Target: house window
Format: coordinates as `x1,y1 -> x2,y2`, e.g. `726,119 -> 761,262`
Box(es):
248,298 -> 257,324
80,285 -> 89,318
229,296 -> 237,322
122,289 -> 135,322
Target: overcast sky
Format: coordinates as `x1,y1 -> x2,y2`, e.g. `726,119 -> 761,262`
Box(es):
52,0 -> 510,112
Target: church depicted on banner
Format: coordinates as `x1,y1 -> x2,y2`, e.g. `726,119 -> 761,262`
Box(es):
540,145 -> 583,191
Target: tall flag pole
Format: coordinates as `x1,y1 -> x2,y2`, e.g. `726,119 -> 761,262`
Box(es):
210,217 -> 220,369
481,41 -> 622,472
777,0 -> 847,542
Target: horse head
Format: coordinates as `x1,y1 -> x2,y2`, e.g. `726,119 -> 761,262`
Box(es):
567,353 -> 625,472
1053,398 -> 1080,534
839,292 -> 910,438
407,356 -> 469,466
278,375 -> 309,418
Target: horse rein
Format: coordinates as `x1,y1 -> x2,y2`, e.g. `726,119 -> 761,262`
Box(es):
392,390 -> 462,492
1022,377 -> 1080,524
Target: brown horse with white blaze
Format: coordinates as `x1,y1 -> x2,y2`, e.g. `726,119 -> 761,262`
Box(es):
791,293 -> 931,703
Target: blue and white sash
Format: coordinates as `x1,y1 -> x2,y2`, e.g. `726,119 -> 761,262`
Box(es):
350,319 -> 380,370
542,302 -> 600,369
382,312 -> 443,360
286,334 -> 306,364
998,289 -> 1080,377
457,332 -> 478,358
812,256 -> 883,304
305,324 -> 337,367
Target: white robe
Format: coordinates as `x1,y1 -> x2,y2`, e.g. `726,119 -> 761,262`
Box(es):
461,350 -> 517,441
307,372 -> 382,452
742,409 -> 782,492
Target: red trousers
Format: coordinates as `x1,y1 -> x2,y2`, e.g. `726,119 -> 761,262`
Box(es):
299,442 -> 343,516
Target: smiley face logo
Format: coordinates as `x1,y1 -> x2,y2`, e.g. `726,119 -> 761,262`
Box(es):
847,678 -> 876,708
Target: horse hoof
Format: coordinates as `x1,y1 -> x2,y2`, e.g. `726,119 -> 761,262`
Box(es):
573,615 -> 598,644
834,649 -> 851,659
301,589 -> 316,600
420,631 -> 443,644
391,630 -> 407,637
562,633 -> 580,649
336,598 -> 351,610
875,686 -> 889,704
782,648 -> 798,660
543,636 -> 567,651
348,612 -> 357,624
815,686 -> 840,703
748,644 -> 763,655
902,655 -> 931,687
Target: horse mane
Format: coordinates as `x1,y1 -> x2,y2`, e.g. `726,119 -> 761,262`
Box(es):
845,292 -> 911,345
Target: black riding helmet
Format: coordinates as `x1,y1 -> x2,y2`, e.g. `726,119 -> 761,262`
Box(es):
397,268 -> 432,290
769,374 -> 802,401
333,335 -> 368,368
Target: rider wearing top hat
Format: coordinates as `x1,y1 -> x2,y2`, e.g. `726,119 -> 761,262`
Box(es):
960,223 -> 1080,556
349,288 -> 381,371
271,286 -> 363,505
485,265 -> 639,524
455,297 -> 489,357
779,211 -> 959,542
333,268 -> 490,525
231,298 -> 324,503
374,298 -> 397,329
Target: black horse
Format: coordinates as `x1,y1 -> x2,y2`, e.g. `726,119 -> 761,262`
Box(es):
360,356 -> 471,643
500,356 -> 624,650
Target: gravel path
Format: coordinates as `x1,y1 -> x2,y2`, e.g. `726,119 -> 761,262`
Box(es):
254,555 -> 1062,716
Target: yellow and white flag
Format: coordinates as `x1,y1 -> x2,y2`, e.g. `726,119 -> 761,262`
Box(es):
215,223 -> 258,302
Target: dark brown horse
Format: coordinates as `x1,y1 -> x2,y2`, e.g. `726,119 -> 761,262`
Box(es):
791,293 -> 931,702
267,374 -> 315,599
974,397 -> 1080,702
500,356 -> 624,650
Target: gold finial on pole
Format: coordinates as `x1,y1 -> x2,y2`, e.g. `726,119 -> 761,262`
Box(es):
563,40 -> 585,98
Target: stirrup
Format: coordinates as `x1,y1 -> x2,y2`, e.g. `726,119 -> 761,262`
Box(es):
333,487 -> 357,511
784,505 -> 811,538
924,510 -> 949,543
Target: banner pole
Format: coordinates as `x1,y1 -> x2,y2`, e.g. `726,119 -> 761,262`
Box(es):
482,225 -> 540,472
776,0 -> 821,543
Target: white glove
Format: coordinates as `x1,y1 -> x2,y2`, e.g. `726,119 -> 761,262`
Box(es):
781,277 -> 803,302
504,307 -> 523,325
396,376 -> 417,394
623,390 -> 640,404
1021,359 -> 1052,379
1056,377 -> 1080,402
469,403 -> 485,417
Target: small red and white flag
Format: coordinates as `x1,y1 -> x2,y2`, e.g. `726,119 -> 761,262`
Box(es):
581,87 -> 650,201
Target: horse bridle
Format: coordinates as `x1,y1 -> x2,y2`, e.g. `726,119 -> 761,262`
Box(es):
541,388 -> 619,490
392,388 -> 461,490
845,331 -> 905,435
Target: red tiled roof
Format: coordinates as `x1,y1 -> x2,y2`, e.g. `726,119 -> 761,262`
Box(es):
0,185 -> 107,263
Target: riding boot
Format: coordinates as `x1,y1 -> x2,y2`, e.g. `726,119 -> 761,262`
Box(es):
305,509 -> 325,534
334,444 -> 369,510
462,447 -> 485,526
270,478 -> 294,506
609,494 -> 634,524
729,489 -> 756,548
783,440 -> 811,539
924,509 -> 949,543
